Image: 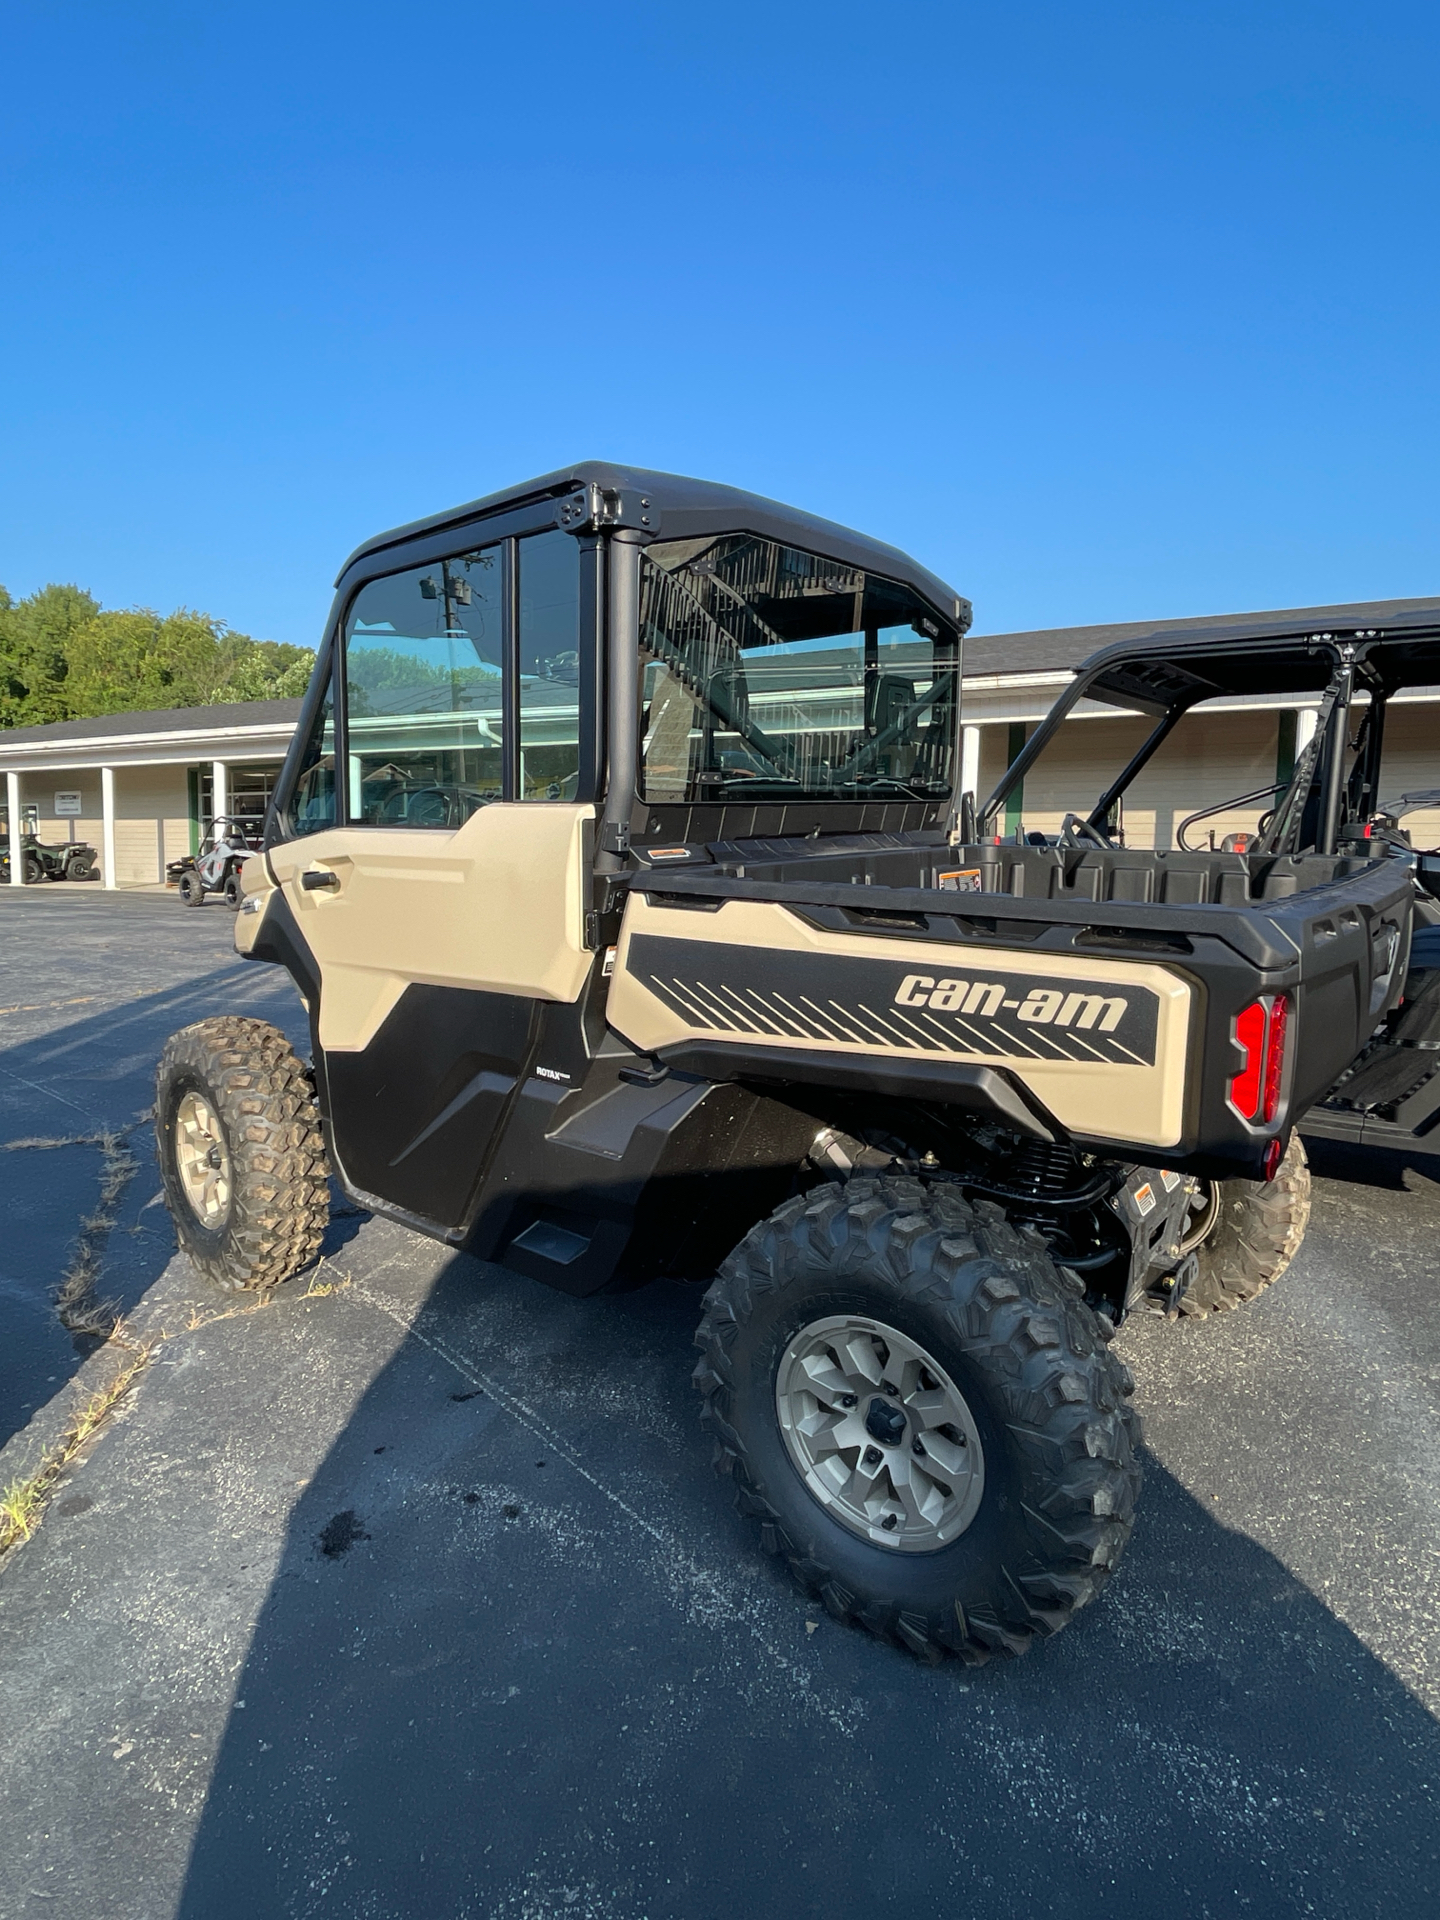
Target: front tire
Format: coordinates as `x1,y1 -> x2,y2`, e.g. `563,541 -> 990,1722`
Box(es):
1176,1134 -> 1311,1316
179,871 -> 205,906
155,1017 -> 330,1291
693,1176 -> 1142,1663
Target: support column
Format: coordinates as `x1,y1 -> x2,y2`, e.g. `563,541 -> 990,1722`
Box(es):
960,725 -> 981,802
211,759 -> 228,825
6,771 -> 22,886
101,766 -> 117,890
1296,708 -> 1319,756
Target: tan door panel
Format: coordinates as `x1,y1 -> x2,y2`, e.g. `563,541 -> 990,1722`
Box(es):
264,804 -> 595,1052
609,893 -> 1193,1150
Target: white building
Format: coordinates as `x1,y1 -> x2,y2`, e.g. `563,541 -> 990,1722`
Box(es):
0,700 -> 301,887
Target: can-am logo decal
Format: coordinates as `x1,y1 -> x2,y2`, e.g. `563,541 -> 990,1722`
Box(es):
625,933 -> 1160,1067
894,973 -> 1129,1033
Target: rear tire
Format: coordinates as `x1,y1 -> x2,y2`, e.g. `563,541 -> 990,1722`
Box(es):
1177,1135 -> 1311,1316
223,872 -> 242,909
155,1017 -> 330,1292
693,1176 -> 1142,1663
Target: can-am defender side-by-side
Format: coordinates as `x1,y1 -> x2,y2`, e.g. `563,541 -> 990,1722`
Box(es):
154,466 -> 1413,1663
167,815 -> 264,907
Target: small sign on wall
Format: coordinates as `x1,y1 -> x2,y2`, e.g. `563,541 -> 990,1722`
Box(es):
54,792 -> 82,816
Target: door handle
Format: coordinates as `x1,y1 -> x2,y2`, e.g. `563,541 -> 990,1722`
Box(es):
301,869 -> 342,892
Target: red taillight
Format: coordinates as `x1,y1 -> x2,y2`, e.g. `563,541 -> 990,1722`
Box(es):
1229,1002 -> 1266,1120
1262,993 -> 1289,1123
1228,994 -> 1289,1124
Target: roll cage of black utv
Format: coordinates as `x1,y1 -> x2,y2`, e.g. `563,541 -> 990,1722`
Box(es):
979,607 -> 1440,866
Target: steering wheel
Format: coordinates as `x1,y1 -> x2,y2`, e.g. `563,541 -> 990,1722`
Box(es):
1059,812 -> 1114,850
406,788 -> 455,827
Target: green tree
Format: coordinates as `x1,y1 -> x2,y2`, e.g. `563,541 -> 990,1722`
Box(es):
0,581 -> 315,726
0,582 -> 100,725
64,608 -> 232,715
203,634 -> 316,704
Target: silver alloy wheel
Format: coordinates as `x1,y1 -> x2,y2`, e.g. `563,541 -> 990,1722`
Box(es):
774,1314 -> 985,1553
174,1090 -> 233,1228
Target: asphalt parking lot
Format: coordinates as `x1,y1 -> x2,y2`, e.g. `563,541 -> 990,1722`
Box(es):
2,888 -> 1439,1920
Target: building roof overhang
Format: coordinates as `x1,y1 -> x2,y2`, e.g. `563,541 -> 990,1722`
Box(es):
0,701 -> 304,773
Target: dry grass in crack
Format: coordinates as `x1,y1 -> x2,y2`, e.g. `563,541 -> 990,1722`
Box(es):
0,1332 -> 156,1553
3,1127 -> 141,1339
1,1278 -> 352,1555
182,1296 -> 276,1332
300,1273 -> 352,1300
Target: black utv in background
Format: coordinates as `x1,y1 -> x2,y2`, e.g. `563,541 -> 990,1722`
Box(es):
151,464 -> 1412,1665
980,614 -> 1440,1161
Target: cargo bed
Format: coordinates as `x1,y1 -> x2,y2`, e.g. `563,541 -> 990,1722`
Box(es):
608,828 -> 1413,1179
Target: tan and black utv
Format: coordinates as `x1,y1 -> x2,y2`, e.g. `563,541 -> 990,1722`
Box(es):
155,466 -> 1412,1663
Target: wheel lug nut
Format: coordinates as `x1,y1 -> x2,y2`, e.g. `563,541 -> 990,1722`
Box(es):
839,1393 -> 857,1408
881,1513 -> 899,1531
863,1445 -> 883,1468
880,1380 -> 898,1396
911,1437 -> 924,1456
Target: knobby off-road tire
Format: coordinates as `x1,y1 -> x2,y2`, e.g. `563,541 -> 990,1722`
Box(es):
223,872 -> 243,909
1178,1134 -> 1311,1317
155,1017 -> 330,1292
693,1176 -> 1142,1664
179,870 -> 205,906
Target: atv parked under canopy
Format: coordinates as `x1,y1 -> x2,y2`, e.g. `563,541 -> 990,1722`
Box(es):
0,831 -> 99,884
153,464 -> 1410,1664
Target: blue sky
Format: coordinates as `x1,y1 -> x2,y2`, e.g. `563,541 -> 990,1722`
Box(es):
2,2 -> 1436,646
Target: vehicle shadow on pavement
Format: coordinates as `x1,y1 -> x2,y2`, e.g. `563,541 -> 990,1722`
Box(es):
0,965 -> 313,1451
175,1243 -> 1440,1920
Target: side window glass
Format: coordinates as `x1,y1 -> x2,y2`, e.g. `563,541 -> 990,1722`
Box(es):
518,530 -> 580,800
345,548 -> 503,828
286,665 -> 338,838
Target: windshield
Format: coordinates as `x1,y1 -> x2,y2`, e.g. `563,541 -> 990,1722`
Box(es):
638,534 -> 960,804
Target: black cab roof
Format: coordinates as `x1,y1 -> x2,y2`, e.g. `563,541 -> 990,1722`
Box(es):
335,460 -> 970,632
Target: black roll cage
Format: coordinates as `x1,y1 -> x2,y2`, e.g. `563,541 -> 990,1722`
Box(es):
978,612 -> 1440,858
